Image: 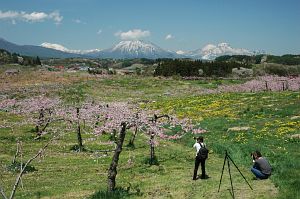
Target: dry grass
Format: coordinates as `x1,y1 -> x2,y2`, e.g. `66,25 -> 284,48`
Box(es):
0,70 -> 99,92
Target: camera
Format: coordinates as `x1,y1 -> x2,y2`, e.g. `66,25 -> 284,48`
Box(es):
250,152 -> 255,161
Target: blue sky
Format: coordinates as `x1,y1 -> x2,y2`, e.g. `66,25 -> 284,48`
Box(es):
0,0 -> 299,54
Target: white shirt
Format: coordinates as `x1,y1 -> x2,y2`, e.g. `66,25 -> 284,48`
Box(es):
193,142 -> 205,157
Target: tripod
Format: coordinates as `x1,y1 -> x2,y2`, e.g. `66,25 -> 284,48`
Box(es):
218,150 -> 253,199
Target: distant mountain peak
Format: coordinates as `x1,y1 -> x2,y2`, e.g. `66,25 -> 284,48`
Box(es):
184,42 -> 263,60
41,42 -> 101,54
217,42 -> 231,47
100,40 -> 178,59
176,50 -> 186,55
111,40 -> 160,52
41,42 -> 69,52
202,44 -> 217,51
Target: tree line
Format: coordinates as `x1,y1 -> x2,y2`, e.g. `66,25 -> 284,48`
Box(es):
215,55 -> 263,65
216,54 -> 300,65
154,59 -> 248,77
266,54 -> 300,65
0,49 -> 41,66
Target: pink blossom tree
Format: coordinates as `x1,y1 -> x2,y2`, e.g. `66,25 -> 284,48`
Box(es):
1,97 -> 207,193
89,102 -> 206,192
217,75 -> 300,93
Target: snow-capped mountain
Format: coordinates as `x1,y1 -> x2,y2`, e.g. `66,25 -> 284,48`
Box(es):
41,40 -> 179,59
0,37 -> 265,60
99,40 -> 178,59
180,43 -> 264,60
41,40 -> 264,60
41,42 -> 101,55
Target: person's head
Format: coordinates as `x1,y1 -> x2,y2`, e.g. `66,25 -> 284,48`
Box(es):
253,150 -> 262,159
197,136 -> 204,143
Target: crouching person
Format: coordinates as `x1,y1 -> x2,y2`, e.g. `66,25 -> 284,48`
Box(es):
251,150 -> 272,180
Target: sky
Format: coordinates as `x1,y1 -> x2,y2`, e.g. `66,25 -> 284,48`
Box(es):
0,0 -> 300,55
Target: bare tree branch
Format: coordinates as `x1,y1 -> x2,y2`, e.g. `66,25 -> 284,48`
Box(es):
11,141 -> 20,164
9,136 -> 57,199
151,114 -> 170,123
19,142 -> 23,189
0,186 -> 8,199
34,118 -> 71,140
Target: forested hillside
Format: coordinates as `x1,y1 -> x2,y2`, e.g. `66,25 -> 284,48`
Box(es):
0,49 -> 41,66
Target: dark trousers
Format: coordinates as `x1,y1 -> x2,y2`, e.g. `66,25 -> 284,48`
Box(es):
251,167 -> 269,179
193,157 -> 206,179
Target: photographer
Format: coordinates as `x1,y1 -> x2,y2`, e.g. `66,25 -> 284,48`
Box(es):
193,136 -> 208,180
251,150 -> 272,180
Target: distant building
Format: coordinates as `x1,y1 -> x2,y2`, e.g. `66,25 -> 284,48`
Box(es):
5,69 -> 20,75
54,65 -> 64,70
117,69 -> 135,75
17,56 -> 23,64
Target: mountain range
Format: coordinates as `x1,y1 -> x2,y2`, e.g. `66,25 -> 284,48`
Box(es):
0,37 -> 264,60
182,43 -> 264,60
0,38 -> 83,59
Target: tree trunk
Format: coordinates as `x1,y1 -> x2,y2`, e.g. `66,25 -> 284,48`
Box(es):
36,109 -> 44,136
265,81 -> 269,91
107,122 -> 127,192
76,108 -> 83,152
129,126 -> 138,145
150,133 -> 155,165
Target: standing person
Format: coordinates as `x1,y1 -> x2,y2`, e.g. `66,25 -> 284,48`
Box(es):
251,150 -> 272,180
193,136 -> 208,180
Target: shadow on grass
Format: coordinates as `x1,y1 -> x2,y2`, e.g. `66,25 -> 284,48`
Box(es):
89,187 -> 142,199
126,142 -> 136,150
144,156 -> 159,166
7,161 -> 37,173
70,144 -> 88,152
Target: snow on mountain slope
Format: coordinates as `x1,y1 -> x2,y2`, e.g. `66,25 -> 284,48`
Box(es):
37,40 -> 263,59
179,42 -> 264,60
41,42 -> 101,54
0,37 -> 82,58
100,40 -> 178,59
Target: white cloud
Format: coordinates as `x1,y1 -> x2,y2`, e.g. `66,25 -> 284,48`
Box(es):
22,12 -> 48,22
115,29 -> 150,40
97,29 -> 102,35
48,11 -> 63,24
0,10 -> 19,19
73,19 -> 86,24
0,10 -> 63,24
165,34 -> 174,40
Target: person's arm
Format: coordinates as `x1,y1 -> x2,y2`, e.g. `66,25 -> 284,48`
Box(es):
253,160 -> 260,169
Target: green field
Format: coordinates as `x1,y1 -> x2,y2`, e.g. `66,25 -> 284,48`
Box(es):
0,69 -> 299,199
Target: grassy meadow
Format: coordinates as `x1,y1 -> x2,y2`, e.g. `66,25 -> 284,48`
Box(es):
0,67 -> 299,199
